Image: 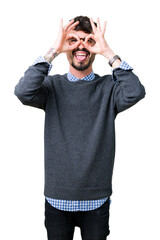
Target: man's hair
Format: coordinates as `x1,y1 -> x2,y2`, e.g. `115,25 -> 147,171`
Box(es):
70,16 -> 97,33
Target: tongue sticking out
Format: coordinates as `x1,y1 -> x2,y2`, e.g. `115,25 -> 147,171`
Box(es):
75,55 -> 87,62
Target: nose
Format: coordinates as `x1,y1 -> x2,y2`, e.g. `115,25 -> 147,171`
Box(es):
78,38 -> 85,49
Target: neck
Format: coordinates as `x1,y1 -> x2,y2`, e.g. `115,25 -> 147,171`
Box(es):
69,65 -> 93,79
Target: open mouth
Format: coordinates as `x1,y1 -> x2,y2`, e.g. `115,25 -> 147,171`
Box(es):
73,50 -> 90,62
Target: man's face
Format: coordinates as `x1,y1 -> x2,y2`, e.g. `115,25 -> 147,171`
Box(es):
66,30 -> 96,71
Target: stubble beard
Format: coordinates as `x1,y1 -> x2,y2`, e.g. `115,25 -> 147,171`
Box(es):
71,60 -> 91,71
71,55 -> 95,71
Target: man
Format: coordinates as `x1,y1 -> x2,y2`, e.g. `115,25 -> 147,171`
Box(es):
14,16 -> 145,240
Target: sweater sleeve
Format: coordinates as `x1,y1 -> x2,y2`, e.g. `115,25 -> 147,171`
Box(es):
14,62 -> 52,110
113,68 -> 146,114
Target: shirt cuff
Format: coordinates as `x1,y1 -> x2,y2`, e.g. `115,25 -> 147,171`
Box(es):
118,60 -> 133,70
33,56 -> 53,75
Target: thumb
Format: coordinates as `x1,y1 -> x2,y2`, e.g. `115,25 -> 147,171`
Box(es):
83,42 -> 93,52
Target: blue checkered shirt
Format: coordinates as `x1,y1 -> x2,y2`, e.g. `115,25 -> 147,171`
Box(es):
33,56 -> 132,211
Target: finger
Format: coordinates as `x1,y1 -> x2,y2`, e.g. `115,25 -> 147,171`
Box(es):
102,21 -> 107,35
67,20 -> 79,32
83,42 -> 94,53
67,33 -> 80,41
90,18 -> 97,34
58,18 -> 63,33
97,18 -> 101,31
64,19 -> 74,31
84,34 -> 95,43
68,40 -> 81,50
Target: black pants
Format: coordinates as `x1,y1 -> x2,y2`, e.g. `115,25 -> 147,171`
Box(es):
45,197 -> 110,240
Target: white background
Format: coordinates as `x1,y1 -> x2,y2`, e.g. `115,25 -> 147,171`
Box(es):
0,0 -> 160,239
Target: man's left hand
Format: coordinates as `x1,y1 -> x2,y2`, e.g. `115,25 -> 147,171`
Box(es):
83,18 -> 108,56
84,18 -> 121,68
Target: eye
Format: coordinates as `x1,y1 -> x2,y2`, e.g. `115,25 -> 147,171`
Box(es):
68,37 -> 78,45
87,38 -> 96,46
71,38 -> 77,42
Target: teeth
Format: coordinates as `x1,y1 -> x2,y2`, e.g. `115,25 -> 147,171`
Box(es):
75,53 -> 87,56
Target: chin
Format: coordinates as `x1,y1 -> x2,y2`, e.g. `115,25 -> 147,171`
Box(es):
71,62 -> 91,71
71,57 -> 93,71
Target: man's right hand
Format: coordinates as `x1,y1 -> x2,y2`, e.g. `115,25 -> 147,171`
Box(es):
44,19 -> 80,63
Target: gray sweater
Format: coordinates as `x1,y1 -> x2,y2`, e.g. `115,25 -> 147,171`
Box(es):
14,63 -> 145,200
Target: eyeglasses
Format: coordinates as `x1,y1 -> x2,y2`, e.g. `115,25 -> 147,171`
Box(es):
67,37 -> 96,47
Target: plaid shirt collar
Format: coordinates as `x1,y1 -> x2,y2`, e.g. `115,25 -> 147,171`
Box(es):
67,71 -> 95,82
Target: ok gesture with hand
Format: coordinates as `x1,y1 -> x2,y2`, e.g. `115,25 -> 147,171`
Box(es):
84,18 -> 121,67
44,19 -> 80,63
83,18 -> 108,56
53,19 -> 80,54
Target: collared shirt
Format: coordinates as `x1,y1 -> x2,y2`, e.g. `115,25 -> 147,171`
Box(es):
67,70 -> 95,82
33,55 -> 132,211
